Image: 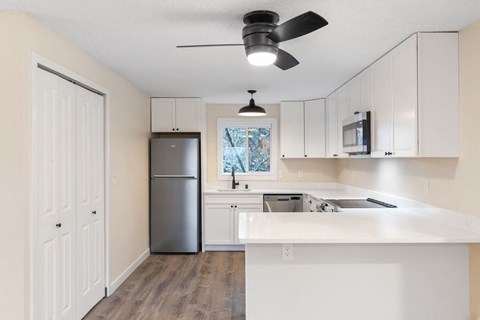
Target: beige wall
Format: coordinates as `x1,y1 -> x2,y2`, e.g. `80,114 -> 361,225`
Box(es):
0,11 -> 150,319
337,20 -> 480,317
206,104 -> 338,186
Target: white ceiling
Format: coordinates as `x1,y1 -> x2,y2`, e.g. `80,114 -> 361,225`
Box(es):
3,0 -> 480,104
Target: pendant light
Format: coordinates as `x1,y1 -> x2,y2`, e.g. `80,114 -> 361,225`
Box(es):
238,90 -> 267,117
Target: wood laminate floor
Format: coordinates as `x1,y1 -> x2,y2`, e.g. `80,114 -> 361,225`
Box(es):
84,252 -> 245,320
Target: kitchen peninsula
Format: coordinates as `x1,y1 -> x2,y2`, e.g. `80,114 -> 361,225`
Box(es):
238,206 -> 480,320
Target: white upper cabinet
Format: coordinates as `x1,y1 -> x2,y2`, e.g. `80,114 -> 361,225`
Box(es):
348,77 -> 361,115
391,34 -> 418,157
336,86 -> 350,158
151,97 -> 201,132
280,100 -> 326,159
417,33 -> 459,157
326,32 -> 458,159
370,33 -> 458,158
304,99 -> 326,158
326,94 -> 338,158
280,101 -> 305,158
371,35 -> 417,157
371,53 -> 394,157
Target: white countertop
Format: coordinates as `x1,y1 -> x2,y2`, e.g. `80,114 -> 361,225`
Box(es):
238,209 -> 480,244
205,183 -> 480,244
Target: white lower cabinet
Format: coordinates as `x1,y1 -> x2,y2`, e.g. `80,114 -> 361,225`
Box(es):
33,68 -> 105,320
204,195 -> 263,249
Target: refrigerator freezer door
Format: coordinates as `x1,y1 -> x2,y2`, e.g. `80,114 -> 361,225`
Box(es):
150,178 -> 199,253
150,138 -> 199,177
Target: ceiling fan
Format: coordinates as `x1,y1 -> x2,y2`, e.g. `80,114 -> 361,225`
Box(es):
177,10 -> 328,70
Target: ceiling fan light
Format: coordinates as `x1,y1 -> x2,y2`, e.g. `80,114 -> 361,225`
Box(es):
247,52 -> 277,66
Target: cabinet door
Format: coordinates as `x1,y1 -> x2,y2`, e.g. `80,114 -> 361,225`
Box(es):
336,86 -> 349,158
175,98 -> 201,132
348,78 -> 361,115
280,102 -> 305,158
360,69 -> 372,110
326,95 -> 338,158
204,204 -> 234,244
234,205 -> 263,244
304,99 -> 326,158
151,98 -> 175,132
371,54 -> 393,157
391,34 -> 418,157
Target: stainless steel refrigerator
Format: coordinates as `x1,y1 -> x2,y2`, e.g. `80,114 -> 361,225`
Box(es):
150,137 -> 200,253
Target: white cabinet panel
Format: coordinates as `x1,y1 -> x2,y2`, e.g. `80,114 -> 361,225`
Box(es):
151,98 -> 201,132
175,98 -> 200,131
348,78 -> 361,115
280,102 -> 305,158
371,54 -> 393,157
204,205 -> 234,244
204,196 -> 262,247
360,69 -> 372,109
417,33 -> 459,157
392,35 -> 418,157
151,98 -> 175,132
326,95 -> 338,158
336,87 -> 349,158
304,99 -> 326,158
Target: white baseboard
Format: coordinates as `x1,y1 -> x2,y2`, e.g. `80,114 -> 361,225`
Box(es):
205,244 -> 245,251
108,248 -> 150,296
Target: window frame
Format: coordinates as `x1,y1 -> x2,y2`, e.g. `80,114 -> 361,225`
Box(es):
217,118 -> 277,181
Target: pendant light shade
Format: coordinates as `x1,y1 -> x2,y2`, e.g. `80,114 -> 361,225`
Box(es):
238,90 -> 267,117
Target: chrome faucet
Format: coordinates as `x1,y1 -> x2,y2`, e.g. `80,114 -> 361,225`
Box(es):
231,167 -> 240,189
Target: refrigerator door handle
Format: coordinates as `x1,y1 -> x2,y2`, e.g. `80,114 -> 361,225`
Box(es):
152,175 -> 197,179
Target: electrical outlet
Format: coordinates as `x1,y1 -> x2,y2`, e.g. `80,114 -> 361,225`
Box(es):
298,170 -> 304,178
282,244 -> 293,260
422,179 -> 429,194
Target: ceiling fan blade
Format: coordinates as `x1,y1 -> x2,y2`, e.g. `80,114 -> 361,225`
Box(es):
177,44 -> 244,48
274,49 -> 299,70
267,11 -> 328,43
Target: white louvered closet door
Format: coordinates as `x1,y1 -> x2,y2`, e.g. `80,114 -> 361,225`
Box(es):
76,85 -> 105,319
34,69 -> 77,320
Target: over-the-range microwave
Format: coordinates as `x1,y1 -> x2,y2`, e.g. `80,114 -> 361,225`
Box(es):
342,111 -> 371,155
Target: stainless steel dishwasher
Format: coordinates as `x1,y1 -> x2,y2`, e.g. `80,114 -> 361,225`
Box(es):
263,194 -> 304,212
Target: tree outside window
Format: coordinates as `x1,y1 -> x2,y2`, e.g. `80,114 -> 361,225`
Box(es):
218,118 -> 277,180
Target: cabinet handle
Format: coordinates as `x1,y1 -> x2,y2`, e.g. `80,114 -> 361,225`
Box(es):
56,223 -> 62,228
172,128 -> 175,131
176,128 -> 179,131
231,205 -> 233,208
333,154 -> 338,157
234,205 -> 237,208
282,155 -> 285,158
92,210 -> 97,215
304,155 -> 307,158
385,152 -> 388,156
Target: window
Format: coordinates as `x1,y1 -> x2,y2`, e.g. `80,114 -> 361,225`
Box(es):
217,118 -> 277,180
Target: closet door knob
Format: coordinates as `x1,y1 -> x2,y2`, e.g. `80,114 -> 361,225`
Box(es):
56,223 -> 62,228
